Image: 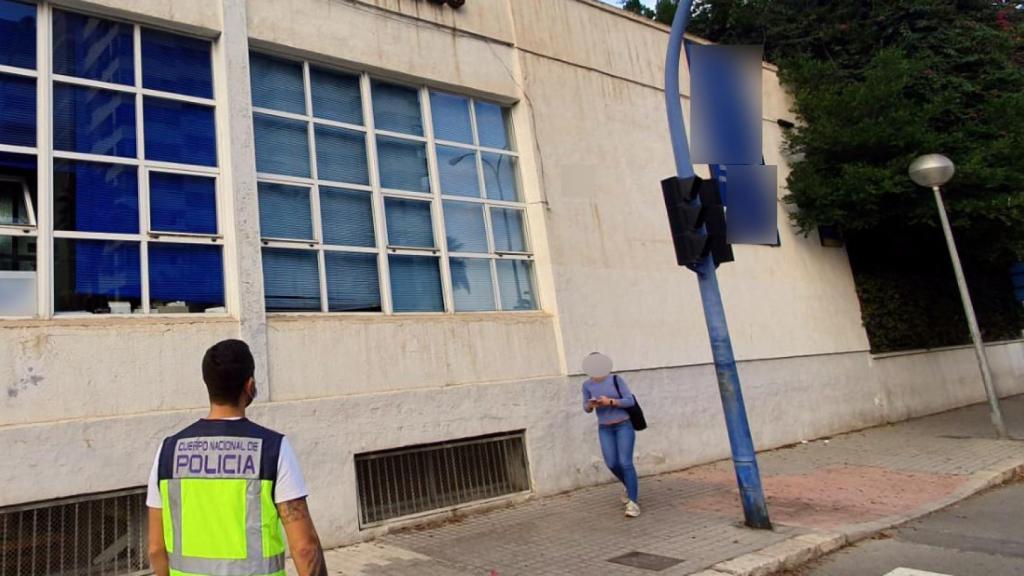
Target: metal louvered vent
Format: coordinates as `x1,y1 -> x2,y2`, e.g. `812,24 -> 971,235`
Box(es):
0,488 -> 150,576
356,431 -> 531,527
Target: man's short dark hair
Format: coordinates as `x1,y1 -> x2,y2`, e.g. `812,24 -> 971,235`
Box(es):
202,339 -> 255,404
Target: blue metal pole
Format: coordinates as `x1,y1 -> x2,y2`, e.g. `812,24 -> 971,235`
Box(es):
664,1 -> 772,529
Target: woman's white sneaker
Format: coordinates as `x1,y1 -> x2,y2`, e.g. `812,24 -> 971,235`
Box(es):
625,501 -> 641,518
621,487 -> 629,504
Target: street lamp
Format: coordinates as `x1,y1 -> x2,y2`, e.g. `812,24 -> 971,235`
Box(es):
909,154 -> 1008,439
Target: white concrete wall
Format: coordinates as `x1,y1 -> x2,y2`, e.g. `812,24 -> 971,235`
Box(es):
265,313 -> 562,400
4,341 -> 1021,547
2,0 -> 1016,552
0,319 -> 237,426
246,0 -> 519,100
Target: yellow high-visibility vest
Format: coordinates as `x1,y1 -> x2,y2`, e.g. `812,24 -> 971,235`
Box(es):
158,419 -> 286,576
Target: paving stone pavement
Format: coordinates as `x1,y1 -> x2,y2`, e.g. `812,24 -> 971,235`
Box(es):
306,397 -> 1024,576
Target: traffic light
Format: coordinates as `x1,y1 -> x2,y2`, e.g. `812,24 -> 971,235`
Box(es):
662,175 -> 734,268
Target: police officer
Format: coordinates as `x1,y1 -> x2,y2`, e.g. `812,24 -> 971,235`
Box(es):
146,339 -> 327,576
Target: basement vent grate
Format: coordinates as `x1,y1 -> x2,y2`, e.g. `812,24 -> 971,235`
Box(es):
0,488 -> 150,576
355,431 -> 531,527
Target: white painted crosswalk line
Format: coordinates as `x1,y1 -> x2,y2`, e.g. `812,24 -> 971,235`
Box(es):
884,568 -> 955,576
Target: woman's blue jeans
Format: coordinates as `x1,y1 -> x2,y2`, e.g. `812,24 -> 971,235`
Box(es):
598,420 -> 638,502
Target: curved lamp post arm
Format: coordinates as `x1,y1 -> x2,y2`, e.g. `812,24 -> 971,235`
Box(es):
664,0 -> 696,180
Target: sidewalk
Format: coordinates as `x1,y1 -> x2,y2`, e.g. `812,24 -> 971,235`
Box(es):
311,396 -> 1024,576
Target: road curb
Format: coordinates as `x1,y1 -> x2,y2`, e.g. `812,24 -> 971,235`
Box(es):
700,458 -> 1024,576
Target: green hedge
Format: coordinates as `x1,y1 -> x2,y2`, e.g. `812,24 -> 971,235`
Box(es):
846,230 -> 1023,354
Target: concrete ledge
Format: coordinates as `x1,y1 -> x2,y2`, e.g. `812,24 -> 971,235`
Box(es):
712,553 -> 782,576
791,532 -> 847,556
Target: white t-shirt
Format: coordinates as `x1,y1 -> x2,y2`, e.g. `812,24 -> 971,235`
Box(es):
146,420 -> 308,508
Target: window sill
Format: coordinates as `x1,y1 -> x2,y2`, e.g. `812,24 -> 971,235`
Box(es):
0,313 -> 236,330
266,310 -> 553,324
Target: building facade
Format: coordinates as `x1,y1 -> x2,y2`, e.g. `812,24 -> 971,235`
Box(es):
1,0 -> 1022,572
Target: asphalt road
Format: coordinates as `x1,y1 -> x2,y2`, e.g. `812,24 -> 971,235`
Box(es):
790,481 -> 1024,576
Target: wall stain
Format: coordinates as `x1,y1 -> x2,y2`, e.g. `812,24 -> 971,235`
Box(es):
8,367 -> 44,398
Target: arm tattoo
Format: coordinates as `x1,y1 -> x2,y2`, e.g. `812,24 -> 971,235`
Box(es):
278,498 -> 311,524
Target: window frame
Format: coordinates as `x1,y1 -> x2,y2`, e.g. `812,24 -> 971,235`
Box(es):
0,2 -> 225,318
0,0 -> 41,318
430,89 -> 533,313
251,51 -> 538,315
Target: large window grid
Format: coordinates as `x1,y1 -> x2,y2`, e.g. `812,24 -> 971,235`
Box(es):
0,1 -> 224,317
251,52 -> 537,314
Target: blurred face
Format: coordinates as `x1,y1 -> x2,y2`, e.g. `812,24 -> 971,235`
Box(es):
583,353 -> 613,380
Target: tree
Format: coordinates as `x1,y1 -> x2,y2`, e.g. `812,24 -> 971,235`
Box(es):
685,1 -> 1024,351
621,0 -> 654,19
654,0 -> 679,24
620,0 -> 679,25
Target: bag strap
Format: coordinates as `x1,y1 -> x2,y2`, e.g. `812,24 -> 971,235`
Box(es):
612,375 -> 623,399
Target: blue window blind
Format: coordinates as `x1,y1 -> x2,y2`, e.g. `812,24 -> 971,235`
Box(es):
482,153 -> 518,201
0,0 -> 35,70
52,10 -> 133,85
497,260 -> 535,311
262,248 -> 320,311
257,182 -> 312,240
325,251 -> 380,312
475,101 -> 510,150
443,201 -> 488,253
377,136 -> 429,192
254,113 -> 310,178
53,160 -> 138,234
54,239 -> 141,312
491,208 -> 527,252
249,53 -> 305,114
436,146 -> 480,198
430,92 -> 472,144
141,29 -> 212,98
315,125 -> 368,185
388,255 -> 442,312
450,257 -> 494,312
385,197 -> 433,248
53,84 -> 136,158
0,74 -> 35,147
149,243 -> 223,306
320,187 -> 374,247
311,67 -> 362,125
372,82 -> 422,136
149,172 -> 217,234
144,97 -> 216,166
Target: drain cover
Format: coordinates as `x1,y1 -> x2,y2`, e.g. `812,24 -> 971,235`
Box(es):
938,435 -> 973,440
607,551 -> 684,571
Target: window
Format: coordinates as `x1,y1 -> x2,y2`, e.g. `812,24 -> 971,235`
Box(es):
251,53 -> 380,313
49,11 -> 221,315
0,4 -> 223,317
0,0 -> 37,316
432,91 -> 535,312
250,51 -> 537,314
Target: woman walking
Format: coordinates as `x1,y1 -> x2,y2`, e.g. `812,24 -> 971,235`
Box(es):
581,352 -> 640,518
